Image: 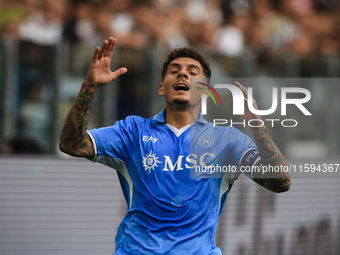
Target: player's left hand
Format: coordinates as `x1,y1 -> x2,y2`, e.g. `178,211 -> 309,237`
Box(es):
235,81 -> 261,122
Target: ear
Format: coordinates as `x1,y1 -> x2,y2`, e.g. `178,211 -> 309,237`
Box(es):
159,83 -> 164,96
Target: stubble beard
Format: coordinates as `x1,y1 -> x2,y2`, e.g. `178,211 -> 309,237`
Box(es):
172,98 -> 190,111
174,98 -> 189,105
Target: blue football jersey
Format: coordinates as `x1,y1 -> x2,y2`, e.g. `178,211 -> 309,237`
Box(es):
88,109 -> 259,255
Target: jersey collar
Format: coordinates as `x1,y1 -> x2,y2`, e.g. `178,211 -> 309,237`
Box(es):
153,108 -> 208,124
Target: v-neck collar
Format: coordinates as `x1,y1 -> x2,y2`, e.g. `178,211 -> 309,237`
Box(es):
153,109 -> 207,125
152,109 -> 207,137
166,124 -> 191,137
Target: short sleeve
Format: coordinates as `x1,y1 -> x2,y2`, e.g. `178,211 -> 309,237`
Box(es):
87,117 -> 138,162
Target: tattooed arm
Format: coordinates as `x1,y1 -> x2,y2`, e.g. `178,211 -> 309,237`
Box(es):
235,82 -> 291,193
59,37 -> 127,159
251,126 -> 291,193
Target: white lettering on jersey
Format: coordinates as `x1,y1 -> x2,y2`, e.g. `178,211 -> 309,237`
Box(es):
142,136 -> 158,143
185,154 -> 197,168
199,153 -> 215,167
143,151 -> 215,173
162,154 -> 214,171
163,156 -> 184,171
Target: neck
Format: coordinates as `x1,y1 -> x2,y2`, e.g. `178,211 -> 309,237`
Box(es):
165,104 -> 200,129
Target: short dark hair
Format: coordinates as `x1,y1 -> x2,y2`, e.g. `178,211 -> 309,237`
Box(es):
161,47 -> 211,81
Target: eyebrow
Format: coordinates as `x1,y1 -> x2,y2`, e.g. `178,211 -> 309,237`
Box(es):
168,63 -> 202,71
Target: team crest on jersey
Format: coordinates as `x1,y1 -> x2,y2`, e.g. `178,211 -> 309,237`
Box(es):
198,136 -> 214,147
143,150 -> 162,173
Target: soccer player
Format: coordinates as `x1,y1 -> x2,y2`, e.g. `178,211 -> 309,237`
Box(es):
59,37 -> 290,254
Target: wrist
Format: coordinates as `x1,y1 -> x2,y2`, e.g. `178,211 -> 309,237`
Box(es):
75,83 -> 97,111
82,81 -> 100,93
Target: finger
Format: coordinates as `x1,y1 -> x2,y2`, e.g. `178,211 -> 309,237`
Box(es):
235,81 -> 248,99
235,81 -> 251,108
105,37 -> 116,58
92,47 -> 100,62
235,81 -> 257,106
111,67 -> 128,80
235,81 -> 247,93
98,40 -> 109,59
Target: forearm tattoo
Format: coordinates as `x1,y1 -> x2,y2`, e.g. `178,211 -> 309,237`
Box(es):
75,85 -> 95,110
252,127 -> 291,192
59,83 -> 95,158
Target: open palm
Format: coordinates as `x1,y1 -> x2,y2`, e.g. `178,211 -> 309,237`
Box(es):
86,37 -> 127,88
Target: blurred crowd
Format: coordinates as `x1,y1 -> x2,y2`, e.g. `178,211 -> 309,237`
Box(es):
0,0 -> 339,59
1,0 -> 340,155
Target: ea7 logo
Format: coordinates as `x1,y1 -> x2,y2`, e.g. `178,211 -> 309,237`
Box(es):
142,136 -> 158,143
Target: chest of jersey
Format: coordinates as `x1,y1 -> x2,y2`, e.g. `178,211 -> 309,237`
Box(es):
136,125 -> 224,174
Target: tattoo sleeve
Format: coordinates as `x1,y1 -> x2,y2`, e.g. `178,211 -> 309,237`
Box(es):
251,126 -> 291,193
59,83 -> 97,159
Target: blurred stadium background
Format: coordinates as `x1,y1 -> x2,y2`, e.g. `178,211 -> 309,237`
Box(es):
0,0 -> 339,254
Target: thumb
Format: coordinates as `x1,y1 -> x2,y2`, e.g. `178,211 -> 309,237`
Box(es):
112,67 -> 128,80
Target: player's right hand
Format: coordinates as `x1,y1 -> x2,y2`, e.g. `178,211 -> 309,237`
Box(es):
85,37 -> 127,89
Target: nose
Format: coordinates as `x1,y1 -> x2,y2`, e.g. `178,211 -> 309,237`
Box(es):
177,69 -> 188,80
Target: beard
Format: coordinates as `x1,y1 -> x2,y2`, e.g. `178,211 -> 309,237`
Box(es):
172,98 -> 190,111
173,98 -> 189,105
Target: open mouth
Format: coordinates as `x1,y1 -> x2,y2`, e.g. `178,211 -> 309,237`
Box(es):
174,83 -> 189,91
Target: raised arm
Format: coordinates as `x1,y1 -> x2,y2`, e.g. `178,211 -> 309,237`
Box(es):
235,81 -> 291,193
59,37 -> 127,159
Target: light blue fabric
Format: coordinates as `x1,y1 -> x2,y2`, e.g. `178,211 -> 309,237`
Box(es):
88,109 -> 259,255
